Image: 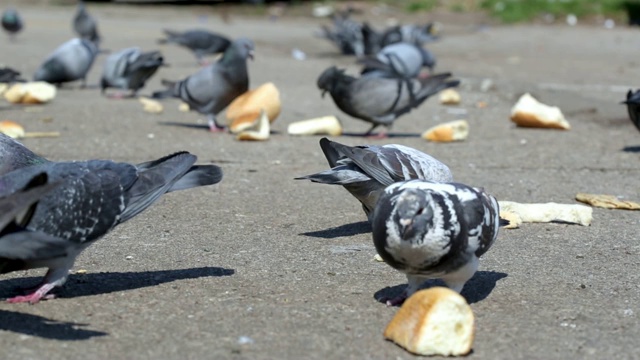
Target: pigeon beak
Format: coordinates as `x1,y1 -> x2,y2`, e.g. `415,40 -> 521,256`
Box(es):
321,90 -> 327,98
399,218 -> 413,238
248,50 -> 255,61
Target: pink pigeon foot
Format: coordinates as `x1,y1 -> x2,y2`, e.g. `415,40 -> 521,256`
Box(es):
366,131 -> 388,140
382,292 -> 408,307
7,283 -> 57,304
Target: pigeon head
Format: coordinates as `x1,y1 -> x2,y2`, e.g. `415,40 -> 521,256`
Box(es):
232,38 -> 255,61
392,188 -> 433,242
317,66 -> 343,98
419,47 -> 436,71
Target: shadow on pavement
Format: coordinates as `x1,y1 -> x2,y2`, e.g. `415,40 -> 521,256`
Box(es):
622,145 -> 640,153
300,220 -> 371,238
0,266 -> 234,300
0,310 -> 107,340
341,132 -> 421,138
373,270 -> 508,306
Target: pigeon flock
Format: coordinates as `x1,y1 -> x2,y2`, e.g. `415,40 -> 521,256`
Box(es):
0,2 -> 506,307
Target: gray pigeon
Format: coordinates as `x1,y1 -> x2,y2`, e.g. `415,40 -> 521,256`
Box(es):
0,140 -> 223,303
623,89 -> 640,133
318,9 -> 364,56
152,37 -> 254,132
73,1 -> 100,44
101,47 -> 165,97
158,29 -> 230,65
359,42 -> 436,79
295,138 -> 452,222
372,180 -> 501,305
33,38 -> 99,87
381,23 -> 439,47
0,134 -> 47,175
0,67 -> 24,83
1,8 -> 23,40
317,66 -> 459,136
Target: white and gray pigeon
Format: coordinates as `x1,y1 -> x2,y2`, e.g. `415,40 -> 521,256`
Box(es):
101,47 -> 165,97
0,134 -> 223,303
359,42 -> 436,79
317,66 -> 459,136
33,38 -> 99,87
152,37 -> 254,132
73,1 -> 100,44
158,29 -> 230,65
295,138 -> 452,222
371,179 -> 501,306
1,8 -> 23,40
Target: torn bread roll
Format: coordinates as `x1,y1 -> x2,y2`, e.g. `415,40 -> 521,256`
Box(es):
439,88 -> 461,105
576,193 -> 640,210
4,82 -> 56,104
422,120 -> 468,142
384,287 -> 475,356
287,116 -> 342,136
0,120 -> 60,139
498,201 -> 592,226
236,109 -> 270,141
510,93 -> 570,130
226,82 -> 281,133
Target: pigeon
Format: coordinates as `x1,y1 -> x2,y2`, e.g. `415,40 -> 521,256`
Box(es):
0,134 -> 47,175
380,23 -> 439,47
33,38 -> 99,87
623,89 -> 640,132
73,1 -> 100,44
318,9 -> 364,56
371,179 -> 501,306
101,47 -> 165,97
152,37 -> 254,132
359,42 -> 436,79
295,138 -> 452,222
158,29 -> 230,65
0,67 -> 25,83
0,143 -> 223,304
317,66 -> 459,136
1,8 -> 23,40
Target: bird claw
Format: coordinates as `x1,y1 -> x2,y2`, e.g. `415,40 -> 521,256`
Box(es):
366,132 -> 388,140
208,124 -> 226,133
379,292 -> 408,307
7,292 -> 56,304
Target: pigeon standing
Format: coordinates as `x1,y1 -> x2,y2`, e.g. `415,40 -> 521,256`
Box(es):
623,89 -> 640,132
101,47 -> 165,97
33,38 -> 99,87
0,136 -> 223,303
318,9 -> 364,56
359,42 -> 436,79
295,138 -> 452,222
152,37 -> 254,132
317,66 -> 459,136
1,8 -> 23,40
371,180 -> 501,306
73,1 -> 100,44
158,29 -> 230,65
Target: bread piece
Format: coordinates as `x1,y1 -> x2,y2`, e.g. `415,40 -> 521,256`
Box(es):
500,210 -> 522,229
0,120 -> 25,138
236,109 -> 270,141
4,83 -> 26,104
422,120 -> 468,142
287,116 -> 342,136
498,201 -> 592,226
226,82 -> 281,126
4,82 -> 56,104
139,97 -> 163,114
384,287 -> 475,356
510,93 -> 570,130
439,88 -> 461,105
576,193 -> 640,210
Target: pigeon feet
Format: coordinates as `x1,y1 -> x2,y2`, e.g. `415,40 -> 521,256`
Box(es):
382,292 -> 408,307
7,285 -> 57,304
366,132 -> 388,140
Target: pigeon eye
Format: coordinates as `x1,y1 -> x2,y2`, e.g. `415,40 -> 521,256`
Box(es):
416,207 -> 425,215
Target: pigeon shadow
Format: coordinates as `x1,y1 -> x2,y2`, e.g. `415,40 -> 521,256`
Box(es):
0,266 -> 234,300
0,310 -> 107,340
158,121 -> 210,130
373,270 -> 508,306
622,145 -> 640,153
300,220 -> 371,239
340,131 -> 421,138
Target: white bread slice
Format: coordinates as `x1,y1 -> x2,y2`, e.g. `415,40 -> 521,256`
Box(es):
5,82 -> 56,104
422,120 -> 468,142
384,287 -> 475,356
287,116 -> 342,136
498,201 -> 592,226
236,109 -> 270,141
510,93 -> 570,129
439,88 -> 461,105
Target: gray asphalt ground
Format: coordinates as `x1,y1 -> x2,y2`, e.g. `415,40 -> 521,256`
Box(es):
0,3 -> 639,360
